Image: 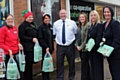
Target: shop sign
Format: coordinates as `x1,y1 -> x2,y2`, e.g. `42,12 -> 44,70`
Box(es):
70,0 -> 94,23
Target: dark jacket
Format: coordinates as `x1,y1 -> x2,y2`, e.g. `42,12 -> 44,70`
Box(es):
103,19 -> 120,59
87,23 -> 103,54
18,21 -> 37,51
37,23 -> 54,52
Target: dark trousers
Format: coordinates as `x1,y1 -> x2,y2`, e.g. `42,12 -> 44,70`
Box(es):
41,49 -> 52,80
81,52 -> 91,80
56,43 -> 75,80
79,51 -> 82,60
90,53 -> 104,80
23,51 -> 33,80
107,58 -> 120,80
5,54 -> 21,80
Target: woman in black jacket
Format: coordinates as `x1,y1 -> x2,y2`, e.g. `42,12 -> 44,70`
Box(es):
18,10 -> 38,80
102,6 -> 120,80
87,10 -> 104,80
38,14 -> 54,80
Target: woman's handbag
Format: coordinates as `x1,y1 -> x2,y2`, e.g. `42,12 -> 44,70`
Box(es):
97,42 -> 114,57
18,50 -> 25,72
42,52 -> 54,72
34,41 -> 42,62
85,38 -> 95,52
7,57 -> 20,79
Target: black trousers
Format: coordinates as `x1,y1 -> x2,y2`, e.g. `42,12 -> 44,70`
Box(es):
107,58 -> 120,80
5,53 -> 21,80
81,52 -> 91,80
56,43 -> 75,80
79,51 -> 82,60
90,53 -> 104,80
23,51 -> 33,80
41,49 -> 52,80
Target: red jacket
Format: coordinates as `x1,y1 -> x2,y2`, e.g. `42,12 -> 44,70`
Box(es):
0,25 -> 20,55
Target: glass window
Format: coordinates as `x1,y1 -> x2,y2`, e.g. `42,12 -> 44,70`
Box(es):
95,5 -> 115,23
0,0 -> 10,28
116,7 -> 120,22
70,0 -> 94,23
31,0 -> 60,26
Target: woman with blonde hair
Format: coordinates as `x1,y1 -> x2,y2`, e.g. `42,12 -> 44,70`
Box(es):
76,12 -> 90,80
86,10 -> 104,80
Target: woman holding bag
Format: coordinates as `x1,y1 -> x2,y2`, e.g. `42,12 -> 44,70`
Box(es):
102,6 -> 120,80
18,10 -> 38,80
86,10 -> 104,80
0,14 -> 23,80
37,14 -> 54,80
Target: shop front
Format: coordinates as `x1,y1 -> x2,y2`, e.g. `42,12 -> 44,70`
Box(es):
83,0 -> 120,21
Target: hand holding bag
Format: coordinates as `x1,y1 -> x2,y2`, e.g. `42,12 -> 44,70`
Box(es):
97,42 -> 114,57
7,57 -> 20,79
85,38 -> 95,52
34,41 -> 42,62
42,52 -> 54,72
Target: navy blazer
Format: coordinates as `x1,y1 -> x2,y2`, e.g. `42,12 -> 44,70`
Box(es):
103,18 -> 120,59
87,23 -> 103,54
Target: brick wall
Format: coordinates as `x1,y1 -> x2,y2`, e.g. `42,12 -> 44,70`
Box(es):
14,0 -> 28,27
61,0 -> 66,9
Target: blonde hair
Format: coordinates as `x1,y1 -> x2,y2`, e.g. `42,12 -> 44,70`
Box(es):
89,10 -> 100,26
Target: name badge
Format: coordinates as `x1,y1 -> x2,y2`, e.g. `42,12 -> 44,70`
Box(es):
102,38 -> 106,42
14,30 -> 17,34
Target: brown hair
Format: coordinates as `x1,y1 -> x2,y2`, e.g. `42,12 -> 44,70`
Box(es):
103,5 -> 114,18
5,14 -> 13,20
78,12 -> 88,27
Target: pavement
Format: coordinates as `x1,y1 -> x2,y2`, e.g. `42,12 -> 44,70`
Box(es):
33,58 -> 112,80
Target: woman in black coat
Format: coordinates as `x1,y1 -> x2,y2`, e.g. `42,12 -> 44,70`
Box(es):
37,14 -> 54,80
102,6 -> 120,80
87,10 -> 104,80
18,10 -> 38,80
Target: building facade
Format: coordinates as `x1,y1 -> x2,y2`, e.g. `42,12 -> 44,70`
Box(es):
1,0 -> 120,75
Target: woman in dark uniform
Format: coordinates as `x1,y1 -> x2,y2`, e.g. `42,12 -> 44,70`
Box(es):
18,10 -> 38,80
87,10 -> 104,80
37,14 -> 54,80
102,6 -> 120,80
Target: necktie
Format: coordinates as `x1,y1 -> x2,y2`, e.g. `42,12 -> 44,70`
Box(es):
62,20 -> 66,44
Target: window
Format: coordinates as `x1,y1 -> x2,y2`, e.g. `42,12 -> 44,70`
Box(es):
31,0 -> 61,26
116,7 -> 120,22
0,0 -> 10,28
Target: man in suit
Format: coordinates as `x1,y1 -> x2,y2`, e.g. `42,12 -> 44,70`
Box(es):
53,9 -> 77,80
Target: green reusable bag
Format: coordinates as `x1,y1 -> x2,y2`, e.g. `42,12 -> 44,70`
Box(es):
34,41 -> 42,62
42,52 -> 54,72
7,57 -> 20,79
97,42 -> 114,57
86,38 -> 95,52
18,50 -> 25,72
